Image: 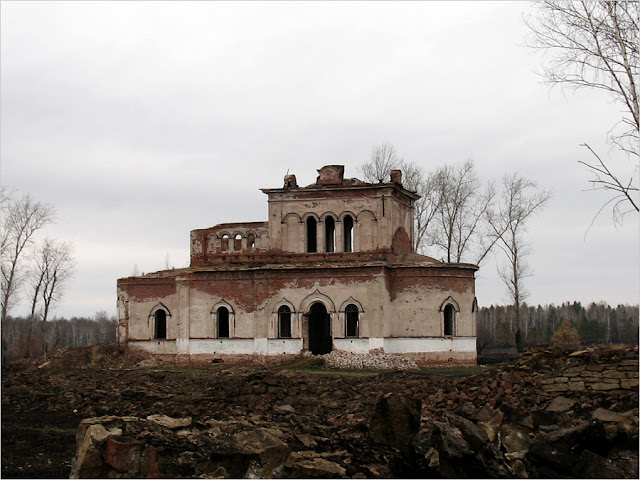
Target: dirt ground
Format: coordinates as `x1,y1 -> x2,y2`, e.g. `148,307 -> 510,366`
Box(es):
0,345 -> 480,478
1,343 -> 638,478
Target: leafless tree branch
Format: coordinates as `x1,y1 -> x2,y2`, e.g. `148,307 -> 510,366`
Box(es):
525,1 -> 639,222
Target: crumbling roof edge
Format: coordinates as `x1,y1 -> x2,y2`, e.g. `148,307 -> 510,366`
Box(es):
191,221 -> 268,233
261,182 -> 420,199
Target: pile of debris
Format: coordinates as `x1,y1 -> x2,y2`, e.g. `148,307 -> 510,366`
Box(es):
321,349 -> 418,370
63,345 -> 638,478
409,345 -> 639,478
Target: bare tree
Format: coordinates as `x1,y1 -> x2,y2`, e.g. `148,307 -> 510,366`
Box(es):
397,160 -> 441,254
359,144 -> 441,254
488,173 -> 552,353
525,1 -> 639,221
359,142 -> 402,183
429,160 -> 497,264
358,150 -> 499,260
579,143 -> 638,226
29,238 -> 75,360
1,191 -> 55,359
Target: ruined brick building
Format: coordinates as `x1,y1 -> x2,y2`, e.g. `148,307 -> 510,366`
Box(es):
117,165 -> 479,364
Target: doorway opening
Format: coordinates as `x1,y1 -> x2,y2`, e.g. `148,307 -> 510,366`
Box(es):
308,302 -> 332,355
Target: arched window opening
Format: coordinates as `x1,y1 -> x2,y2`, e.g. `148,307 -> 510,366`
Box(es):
444,304 -> 455,336
217,307 -> 230,338
278,305 -> 292,338
343,215 -> 354,252
306,217 -> 317,253
345,304 -> 359,338
154,310 -> 167,339
325,217 -> 336,253
234,234 -> 242,251
221,234 -> 230,252
248,233 -> 256,249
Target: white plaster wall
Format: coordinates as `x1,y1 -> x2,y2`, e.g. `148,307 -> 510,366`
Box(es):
383,336 -> 477,353
333,338 -> 370,353
185,338 -> 302,355
127,295 -> 178,340
129,339 -> 178,354
189,338 -> 255,354
129,336 -> 475,357
267,338 -> 304,355
389,282 -> 476,338
186,289 -> 215,338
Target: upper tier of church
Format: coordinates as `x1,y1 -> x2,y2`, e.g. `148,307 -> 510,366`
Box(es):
189,165 -> 425,266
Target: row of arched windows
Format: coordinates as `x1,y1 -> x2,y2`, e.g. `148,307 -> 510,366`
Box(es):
306,214 -> 355,253
220,233 -> 256,252
151,297 -> 467,340
152,304 -> 231,339
152,302 -> 360,340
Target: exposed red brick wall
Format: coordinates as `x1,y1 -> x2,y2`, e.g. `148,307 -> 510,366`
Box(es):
191,266 -> 388,313
388,267 -> 475,301
117,278 -> 177,301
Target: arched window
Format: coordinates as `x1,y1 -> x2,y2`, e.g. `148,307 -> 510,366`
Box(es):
234,233 -> 242,251
444,304 -> 455,336
343,215 -> 354,252
217,306 -> 229,338
345,304 -> 359,337
154,310 -> 167,339
221,234 -> 230,252
247,233 -> 256,249
306,217 -> 317,253
325,217 -> 336,253
278,305 -> 292,338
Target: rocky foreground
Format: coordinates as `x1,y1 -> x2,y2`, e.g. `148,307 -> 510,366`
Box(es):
2,344 -> 638,478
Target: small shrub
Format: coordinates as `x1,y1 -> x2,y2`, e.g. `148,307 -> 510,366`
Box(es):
551,320 -> 581,352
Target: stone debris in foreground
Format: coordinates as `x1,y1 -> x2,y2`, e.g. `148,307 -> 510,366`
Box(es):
3,343 -> 638,478
320,350 -> 419,370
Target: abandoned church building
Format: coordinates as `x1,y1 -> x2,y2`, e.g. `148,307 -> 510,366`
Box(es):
117,165 -> 479,364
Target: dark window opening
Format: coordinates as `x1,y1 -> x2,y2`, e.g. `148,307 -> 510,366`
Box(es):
218,307 -> 229,338
343,215 -> 354,252
306,217 -> 317,253
221,234 -> 230,251
154,310 -> 167,339
278,305 -> 292,338
325,217 -> 335,253
444,304 -> 455,336
346,304 -> 359,337
248,234 -> 256,249
234,234 -> 242,251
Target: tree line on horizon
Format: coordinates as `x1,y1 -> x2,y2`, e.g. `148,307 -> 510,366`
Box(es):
477,301 -> 639,353
2,311 -> 116,363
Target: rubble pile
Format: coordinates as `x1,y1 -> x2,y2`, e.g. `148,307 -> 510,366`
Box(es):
410,345 -> 639,478
2,343 -> 638,478
321,350 -> 419,370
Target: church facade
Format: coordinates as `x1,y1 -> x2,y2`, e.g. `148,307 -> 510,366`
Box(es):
117,165 -> 479,364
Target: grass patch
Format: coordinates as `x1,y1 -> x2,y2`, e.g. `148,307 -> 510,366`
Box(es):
417,365 -> 492,378
271,356 -> 326,371
3,424 -> 77,436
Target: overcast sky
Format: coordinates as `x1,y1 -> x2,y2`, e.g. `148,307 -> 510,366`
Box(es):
1,1 -> 638,319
